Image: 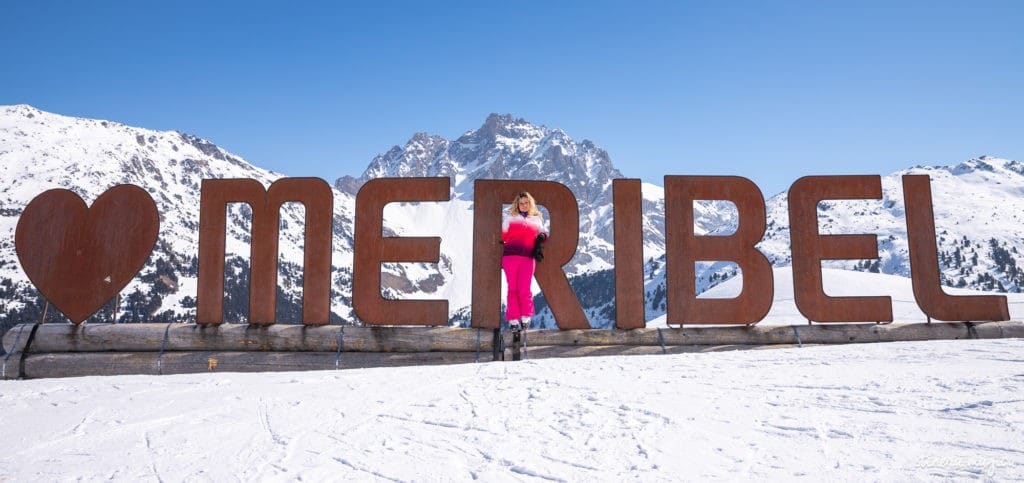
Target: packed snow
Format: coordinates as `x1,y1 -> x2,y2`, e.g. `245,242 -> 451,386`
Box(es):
1,339 -> 1022,480
3,269 -> 1024,480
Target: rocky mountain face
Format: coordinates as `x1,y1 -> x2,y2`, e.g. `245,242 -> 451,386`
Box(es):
1,105 -> 1020,339
335,113 -> 691,275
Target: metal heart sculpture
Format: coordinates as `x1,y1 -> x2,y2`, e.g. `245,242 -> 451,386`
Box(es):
15,185 -> 160,324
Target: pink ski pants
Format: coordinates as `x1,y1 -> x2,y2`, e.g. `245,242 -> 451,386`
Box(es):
502,255 -> 536,321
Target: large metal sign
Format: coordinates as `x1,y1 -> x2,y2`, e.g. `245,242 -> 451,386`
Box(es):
13,175 -> 1010,328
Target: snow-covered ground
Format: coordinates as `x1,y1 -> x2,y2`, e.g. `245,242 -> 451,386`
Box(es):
2,268 -> 1022,480
1,338 -> 1022,480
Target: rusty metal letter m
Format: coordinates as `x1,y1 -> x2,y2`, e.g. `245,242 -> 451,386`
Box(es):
196,178 -> 333,325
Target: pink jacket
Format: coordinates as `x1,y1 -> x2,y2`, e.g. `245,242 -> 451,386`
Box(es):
502,211 -> 548,257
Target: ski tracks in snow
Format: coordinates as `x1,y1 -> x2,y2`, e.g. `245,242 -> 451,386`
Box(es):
1,339 -> 1023,480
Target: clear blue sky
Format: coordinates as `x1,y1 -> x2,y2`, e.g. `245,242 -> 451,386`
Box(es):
2,1 -> 1021,196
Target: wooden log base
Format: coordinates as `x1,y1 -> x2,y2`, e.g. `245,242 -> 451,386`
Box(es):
1,323 -> 38,380
7,321 -> 1022,354
15,324 -> 495,353
20,346 -> 814,378
508,344 -> 808,360
21,351 -> 481,379
3,321 -> 1022,379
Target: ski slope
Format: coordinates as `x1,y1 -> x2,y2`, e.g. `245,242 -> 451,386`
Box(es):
1,339 -> 1022,480
2,268 -> 1023,480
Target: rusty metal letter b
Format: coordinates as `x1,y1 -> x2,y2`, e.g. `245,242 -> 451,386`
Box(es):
664,176 -> 773,325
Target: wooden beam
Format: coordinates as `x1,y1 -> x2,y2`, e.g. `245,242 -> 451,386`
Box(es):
506,344 -> 806,360
524,321 -> 1024,346
21,351 -> 482,378
6,320 -> 1023,379
1,323 -> 37,380
19,324 -> 493,353
21,345 -> 812,378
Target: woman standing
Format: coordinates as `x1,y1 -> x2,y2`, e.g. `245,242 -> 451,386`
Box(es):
502,191 -> 548,330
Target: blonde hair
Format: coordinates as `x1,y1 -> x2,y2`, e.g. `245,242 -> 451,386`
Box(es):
508,191 -> 542,216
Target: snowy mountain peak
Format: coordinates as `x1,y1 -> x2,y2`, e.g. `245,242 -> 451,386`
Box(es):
348,113 -> 622,198
946,156 -> 1024,177
475,113 -> 536,139
448,113 -> 547,162
333,113 -> 643,279
4,104 -> 42,118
